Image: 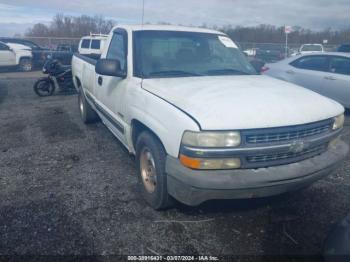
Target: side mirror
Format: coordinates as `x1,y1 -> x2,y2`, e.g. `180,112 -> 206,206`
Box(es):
95,59 -> 126,78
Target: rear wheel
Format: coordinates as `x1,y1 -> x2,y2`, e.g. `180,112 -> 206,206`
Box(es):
136,131 -> 174,210
19,58 -> 32,72
78,90 -> 99,123
33,79 -> 55,97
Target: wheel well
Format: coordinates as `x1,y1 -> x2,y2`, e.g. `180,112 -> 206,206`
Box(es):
131,120 -> 165,153
75,77 -> 82,92
75,77 -> 82,87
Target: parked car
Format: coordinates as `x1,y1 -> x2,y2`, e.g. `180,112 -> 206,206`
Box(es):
0,41 -> 33,71
78,34 -> 108,57
255,44 -> 287,63
243,48 -> 257,57
72,25 -> 348,209
263,52 -> 350,108
0,38 -> 76,66
337,44 -> 350,53
0,38 -> 47,67
299,44 -> 324,54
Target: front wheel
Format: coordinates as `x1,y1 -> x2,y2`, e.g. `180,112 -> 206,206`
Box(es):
33,78 -> 55,97
19,58 -> 33,72
136,131 -> 174,210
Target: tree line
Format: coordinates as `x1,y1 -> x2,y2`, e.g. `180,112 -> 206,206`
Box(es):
26,14 -> 350,44
26,14 -> 115,38
221,24 -> 350,44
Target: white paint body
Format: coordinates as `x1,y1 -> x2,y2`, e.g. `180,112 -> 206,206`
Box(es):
72,25 -> 344,159
0,42 -> 32,67
263,52 -> 350,108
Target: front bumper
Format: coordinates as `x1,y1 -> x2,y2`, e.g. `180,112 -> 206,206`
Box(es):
166,139 -> 348,206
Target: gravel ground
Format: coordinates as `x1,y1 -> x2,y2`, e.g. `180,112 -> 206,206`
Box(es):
0,73 -> 350,260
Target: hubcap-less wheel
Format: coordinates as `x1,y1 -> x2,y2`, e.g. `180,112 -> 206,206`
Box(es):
140,147 -> 157,193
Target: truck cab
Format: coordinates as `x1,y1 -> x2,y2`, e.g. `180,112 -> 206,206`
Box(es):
72,25 -> 348,209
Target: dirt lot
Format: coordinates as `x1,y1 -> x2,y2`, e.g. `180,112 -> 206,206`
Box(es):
0,72 -> 350,260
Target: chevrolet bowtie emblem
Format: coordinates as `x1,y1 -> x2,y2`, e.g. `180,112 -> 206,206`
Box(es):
290,141 -> 306,154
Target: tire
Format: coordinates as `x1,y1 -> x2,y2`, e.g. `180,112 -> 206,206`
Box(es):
136,131 -> 174,210
19,58 -> 32,72
33,78 -> 55,97
78,90 -> 99,123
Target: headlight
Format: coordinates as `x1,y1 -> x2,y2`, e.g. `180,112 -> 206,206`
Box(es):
182,131 -> 241,148
333,114 -> 344,130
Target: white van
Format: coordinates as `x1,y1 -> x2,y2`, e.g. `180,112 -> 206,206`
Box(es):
78,34 -> 108,56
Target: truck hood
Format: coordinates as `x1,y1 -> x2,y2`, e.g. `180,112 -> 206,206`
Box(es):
142,75 -> 343,130
7,43 -> 32,51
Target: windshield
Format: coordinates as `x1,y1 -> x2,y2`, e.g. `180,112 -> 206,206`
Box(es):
301,45 -> 323,52
133,30 -> 257,78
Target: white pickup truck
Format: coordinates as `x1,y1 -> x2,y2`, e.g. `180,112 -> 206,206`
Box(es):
72,25 -> 348,209
0,41 -> 33,71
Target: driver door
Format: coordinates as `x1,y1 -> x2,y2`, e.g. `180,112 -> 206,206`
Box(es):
95,29 -> 128,145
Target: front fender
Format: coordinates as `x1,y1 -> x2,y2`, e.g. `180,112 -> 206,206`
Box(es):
128,87 -> 200,158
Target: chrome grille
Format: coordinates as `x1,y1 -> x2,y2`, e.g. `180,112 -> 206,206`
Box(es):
246,144 -> 328,164
245,121 -> 332,144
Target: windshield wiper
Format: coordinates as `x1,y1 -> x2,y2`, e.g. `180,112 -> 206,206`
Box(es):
206,68 -> 250,75
148,70 -> 202,77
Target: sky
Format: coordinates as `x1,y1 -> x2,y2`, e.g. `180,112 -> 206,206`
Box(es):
0,0 -> 349,36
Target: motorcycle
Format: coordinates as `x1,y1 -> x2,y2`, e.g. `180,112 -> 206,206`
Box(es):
33,58 -> 75,97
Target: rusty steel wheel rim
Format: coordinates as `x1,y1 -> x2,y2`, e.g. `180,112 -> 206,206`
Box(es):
140,147 -> 157,193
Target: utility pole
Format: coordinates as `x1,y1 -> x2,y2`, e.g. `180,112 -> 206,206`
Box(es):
284,26 -> 292,58
285,32 -> 288,58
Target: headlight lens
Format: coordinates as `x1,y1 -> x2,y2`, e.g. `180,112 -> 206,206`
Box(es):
182,131 -> 241,148
333,114 -> 344,130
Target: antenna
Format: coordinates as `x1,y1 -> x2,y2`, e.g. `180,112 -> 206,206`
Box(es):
141,0 -> 145,26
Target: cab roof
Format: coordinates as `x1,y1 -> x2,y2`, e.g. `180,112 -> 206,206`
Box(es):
113,24 -> 225,35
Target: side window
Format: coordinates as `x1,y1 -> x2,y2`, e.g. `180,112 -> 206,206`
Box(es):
329,56 -> 350,75
81,39 -> 90,49
0,43 -> 9,50
291,56 -> 329,72
106,32 -> 127,71
91,40 -> 101,49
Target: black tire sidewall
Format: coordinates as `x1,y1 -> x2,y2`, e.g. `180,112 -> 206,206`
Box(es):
33,79 -> 55,97
136,131 -> 172,210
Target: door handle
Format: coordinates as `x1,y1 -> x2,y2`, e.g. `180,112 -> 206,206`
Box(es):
324,76 -> 336,81
98,76 -> 103,86
286,70 -> 295,74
